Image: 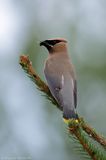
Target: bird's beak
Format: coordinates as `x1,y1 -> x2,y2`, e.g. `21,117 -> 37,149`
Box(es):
40,40 -> 53,52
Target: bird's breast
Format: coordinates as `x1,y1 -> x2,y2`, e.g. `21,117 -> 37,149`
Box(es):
44,57 -> 60,74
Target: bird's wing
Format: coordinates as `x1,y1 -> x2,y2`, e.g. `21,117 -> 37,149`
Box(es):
60,75 -> 75,109
44,69 -> 63,109
74,79 -> 77,108
44,68 -> 77,110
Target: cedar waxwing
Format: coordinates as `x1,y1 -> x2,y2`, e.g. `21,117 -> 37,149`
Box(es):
40,38 -> 78,119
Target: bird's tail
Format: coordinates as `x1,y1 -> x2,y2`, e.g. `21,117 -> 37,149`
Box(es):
63,109 -> 78,119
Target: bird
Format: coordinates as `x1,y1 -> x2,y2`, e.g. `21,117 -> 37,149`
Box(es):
40,38 -> 78,119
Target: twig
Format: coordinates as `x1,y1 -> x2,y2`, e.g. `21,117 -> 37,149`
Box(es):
69,121 -> 97,160
19,55 -> 106,160
82,121 -> 106,149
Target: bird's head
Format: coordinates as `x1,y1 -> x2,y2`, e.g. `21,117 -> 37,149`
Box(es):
40,38 -> 68,53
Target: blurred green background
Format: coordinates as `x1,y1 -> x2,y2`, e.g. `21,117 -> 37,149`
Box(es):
0,0 -> 106,160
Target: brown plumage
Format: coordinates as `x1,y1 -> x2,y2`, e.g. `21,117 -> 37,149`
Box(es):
40,38 -> 78,119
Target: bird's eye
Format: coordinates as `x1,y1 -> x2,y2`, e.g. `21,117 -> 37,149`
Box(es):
48,40 -> 57,46
54,40 -> 57,44
46,40 -> 61,46
52,40 -> 61,45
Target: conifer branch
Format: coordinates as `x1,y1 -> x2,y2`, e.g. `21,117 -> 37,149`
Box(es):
19,55 -> 106,160
68,120 -> 106,160
69,122 -> 96,160
81,121 -> 106,149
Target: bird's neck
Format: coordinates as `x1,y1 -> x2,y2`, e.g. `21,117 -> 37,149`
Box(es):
49,43 -> 69,56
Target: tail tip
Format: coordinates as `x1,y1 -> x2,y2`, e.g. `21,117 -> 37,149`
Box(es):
63,111 -> 79,120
